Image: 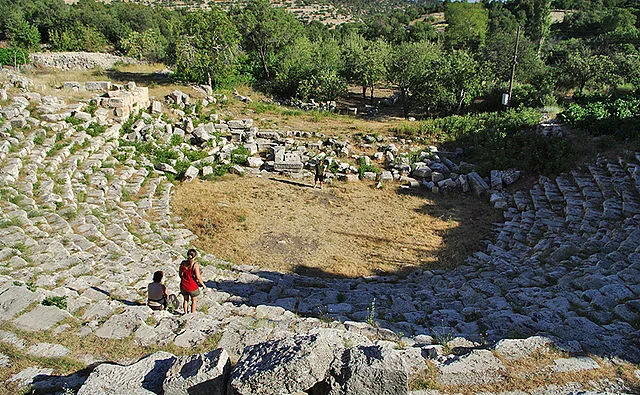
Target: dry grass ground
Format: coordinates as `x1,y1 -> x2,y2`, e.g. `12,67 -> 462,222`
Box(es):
172,175 -> 501,278
411,348 -> 640,393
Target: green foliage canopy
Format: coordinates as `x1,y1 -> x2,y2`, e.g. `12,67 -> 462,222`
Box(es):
173,8 -> 240,86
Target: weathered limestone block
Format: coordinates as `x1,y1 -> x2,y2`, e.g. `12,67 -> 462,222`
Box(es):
247,157 -> 264,168
228,329 -> 344,395
274,152 -> 303,173
412,166 -> 432,179
184,166 -> 199,180
13,305 -> 72,332
85,81 -> 112,91
163,349 -> 230,395
494,336 -> 553,360
490,170 -> 503,191
467,171 -> 490,196
553,357 -> 600,372
0,286 -> 39,322
436,350 -> 505,386
228,119 -> 253,129
327,345 -> 408,395
77,351 -> 176,395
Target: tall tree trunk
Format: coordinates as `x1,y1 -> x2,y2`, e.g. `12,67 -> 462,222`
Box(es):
456,88 -> 466,114
401,88 -> 408,119
258,47 -> 270,80
370,86 -> 374,102
362,85 -> 367,99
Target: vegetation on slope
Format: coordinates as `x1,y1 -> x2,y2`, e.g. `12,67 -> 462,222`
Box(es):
1,0 -> 638,174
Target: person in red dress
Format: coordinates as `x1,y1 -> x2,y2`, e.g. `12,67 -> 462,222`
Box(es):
179,249 -> 204,314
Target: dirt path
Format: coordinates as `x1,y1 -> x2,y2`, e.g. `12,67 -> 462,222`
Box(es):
172,175 -> 501,278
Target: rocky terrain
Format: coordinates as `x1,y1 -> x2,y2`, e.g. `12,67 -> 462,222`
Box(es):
0,66 -> 639,394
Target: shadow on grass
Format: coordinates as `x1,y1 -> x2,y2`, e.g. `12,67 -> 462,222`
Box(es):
105,70 -> 172,86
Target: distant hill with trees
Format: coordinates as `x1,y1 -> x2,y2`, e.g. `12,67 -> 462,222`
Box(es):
1,0 -> 638,130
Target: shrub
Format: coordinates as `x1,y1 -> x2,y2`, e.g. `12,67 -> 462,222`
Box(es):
390,108 -> 575,175
358,157 -> 381,179
64,115 -> 83,126
86,100 -> 98,116
170,134 -> 183,146
86,123 -> 107,137
559,94 -> 640,138
231,146 -> 250,165
33,132 -> 45,145
42,296 -> 67,310
0,47 -> 30,66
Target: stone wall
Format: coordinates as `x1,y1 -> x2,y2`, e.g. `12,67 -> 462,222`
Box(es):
30,52 -> 137,71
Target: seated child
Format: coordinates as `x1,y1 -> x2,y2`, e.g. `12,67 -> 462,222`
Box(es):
147,270 -> 168,311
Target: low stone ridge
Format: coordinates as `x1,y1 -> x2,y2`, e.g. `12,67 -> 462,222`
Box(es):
75,331 -> 409,395
0,68 -> 639,393
30,52 -> 137,71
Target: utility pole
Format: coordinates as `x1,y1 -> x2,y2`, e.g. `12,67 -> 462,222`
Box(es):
505,25 -> 521,108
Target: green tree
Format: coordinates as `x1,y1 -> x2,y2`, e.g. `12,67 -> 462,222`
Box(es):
341,35 -> 389,100
50,24 -> 108,52
445,1 -> 489,50
121,28 -> 167,63
274,36 -> 346,101
559,50 -> 621,94
417,49 -> 483,115
388,41 -> 442,117
482,30 -> 545,85
174,9 -> 240,86
233,0 -> 302,80
509,0 -> 552,54
5,13 -> 40,50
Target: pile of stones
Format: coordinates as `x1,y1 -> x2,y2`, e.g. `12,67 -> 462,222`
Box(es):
0,68 -> 638,394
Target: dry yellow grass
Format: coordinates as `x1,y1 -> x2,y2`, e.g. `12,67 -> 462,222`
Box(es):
172,175 -> 500,278
410,349 -> 640,394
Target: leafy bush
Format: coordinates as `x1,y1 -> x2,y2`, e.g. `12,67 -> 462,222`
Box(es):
559,94 -> 640,137
42,296 -> 67,310
0,48 -> 30,66
33,132 -> 45,145
390,108 -> 573,175
184,149 -> 208,162
170,134 -> 183,146
152,148 -> 180,164
86,101 -> 98,116
358,157 -> 381,179
86,123 -> 106,137
64,116 -> 83,126
231,146 -> 250,165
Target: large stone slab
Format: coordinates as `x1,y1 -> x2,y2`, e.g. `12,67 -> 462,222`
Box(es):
77,351 -> 176,395
327,344 -> 408,395
8,367 -> 54,388
228,329 -> 345,395
467,172 -> 489,196
13,305 -> 72,332
229,328 -> 406,395
163,349 -> 230,395
28,343 -> 70,358
436,349 -> 505,386
0,286 -> 38,321
494,336 -> 554,361
95,306 -> 150,340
